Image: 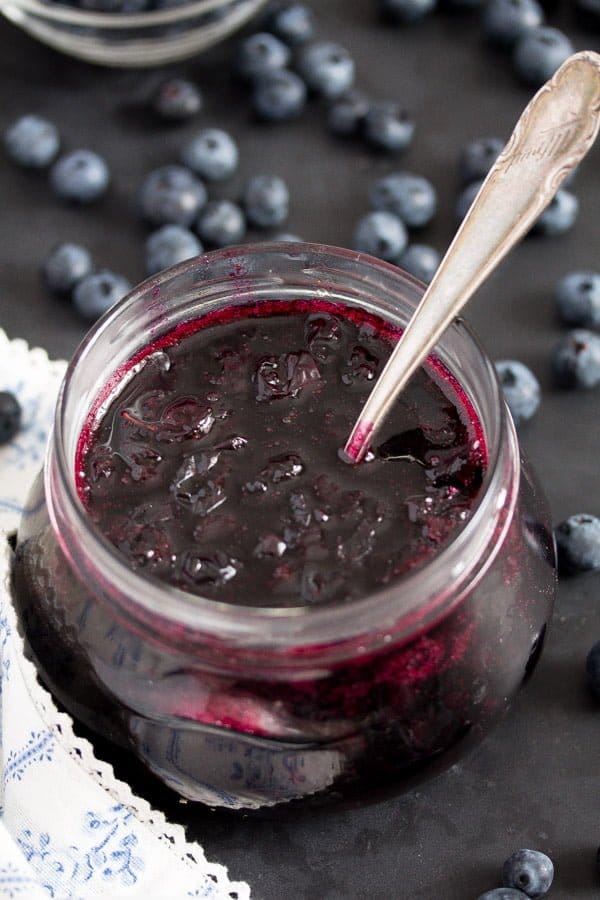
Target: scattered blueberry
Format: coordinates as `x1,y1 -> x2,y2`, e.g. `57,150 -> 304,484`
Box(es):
180,128 -> 239,182
555,271 -> 600,328
456,179 -> 484,221
139,165 -> 207,227
152,78 -> 202,121
495,360 -> 541,425
532,189 -> 578,236
551,329 -> 600,389
43,242 -> 93,294
267,231 -> 303,241
460,136 -> 504,184
369,171 -> 437,228
50,149 -> 110,203
4,114 -> 60,168
398,243 -> 440,283
587,640 -> 600,699
0,391 -> 22,445
363,101 -> 415,153
327,90 -> 371,137
266,2 -> 315,45
482,0 -> 544,47
502,849 -> 553,898
378,0 -> 437,23
236,32 -> 291,81
243,174 -> 289,228
145,224 -> 202,275
253,69 -> 307,121
575,0 -> 600,23
512,26 -> 574,86
297,41 -> 356,98
196,200 -> 246,247
353,210 -> 408,261
476,891 -> 530,900
555,514 -> 600,575
72,270 -> 131,321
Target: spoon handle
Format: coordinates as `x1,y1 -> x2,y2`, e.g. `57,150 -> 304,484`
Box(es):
344,50 -> 600,463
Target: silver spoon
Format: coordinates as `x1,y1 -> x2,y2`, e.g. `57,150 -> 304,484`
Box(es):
343,50 -> 600,464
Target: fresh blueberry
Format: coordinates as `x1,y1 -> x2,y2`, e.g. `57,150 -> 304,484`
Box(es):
43,242 -> 93,294
555,271 -> 600,328
50,150 -> 110,203
456,179 -> 484,221
353,211 -> 408,261
139,165 -> 207,227
532,189 -> 578,236
4,114 -> 60,168
586,640 -> 600,699
180,128 -> 238,182
327,90 -> 371,137
575,0 -> 600,22
513,26 -> 574,86
555,514 -> 600,575
502,849 -> 553,897
0,391 -> 22,445
398,243 -> 440,283
267,231 -> 303,241
72,270 -> 131,322
152,78 -> 202,121
297,41 -> 356,99
370,172 -> 437,228
236,32 -> 291,81
145,225 -> 202,275
363,101 -> 415,153
266,3 -> 315,45
551,329 -> 600,389
477,891 -> 530,900
495,360 -> 541,425
378,0 -> 437,23
460,136 -> 504,184
196,200 -> 246,247
252,69 -> 307,121
482,0 -> 544,47
243,174 -> 289,228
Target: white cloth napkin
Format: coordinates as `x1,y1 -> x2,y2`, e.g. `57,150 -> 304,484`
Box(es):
0,329 -> 250,900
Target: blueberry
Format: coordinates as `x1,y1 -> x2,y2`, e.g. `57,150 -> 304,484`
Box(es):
244,174 -> 289,228
4,114 -> 60,168
327,90 -> 371,137
477,891 -> 530,900
180,128 -> 238,182
398,243 -> 440,283
587,641 -> 600,699
72,270 -> 131,322
532,189 -> 578,236
482,0 -> 544,47
495,360 -> 540,425
0,391 -> 22,445
196,200 -> 246,247
43,242 -> 93,294
513,26 -> 574,86
353,211 -> 408,261
152,78 -> 202,121
502,849 -> 554,897
378,0 -> 437,23
552,329 -> 600,389
266,3 -> 315,45
456,179 -> 484,221
297,41 -> 356,99
252,69 -> 307,121
139,165 -> 207,227
575,0 -> 600,22
460,136 -> 504,184
236,32 -> 291,81
145,225 -> 202,275
50,149 -> 110,203
370,172 -> 437,228
267,231 -> 303,241
555,514 -> 600,575
363,101 -> 415,153
555,271 -> 600,328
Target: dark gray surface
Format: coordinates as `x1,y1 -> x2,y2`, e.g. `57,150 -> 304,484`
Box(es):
2,3 -> 600,898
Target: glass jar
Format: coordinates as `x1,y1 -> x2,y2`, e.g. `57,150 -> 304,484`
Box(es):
13,243 -> 556,810
1,0 -> 267,67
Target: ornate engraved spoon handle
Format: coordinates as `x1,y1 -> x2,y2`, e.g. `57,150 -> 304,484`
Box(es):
344,51 -> 600,463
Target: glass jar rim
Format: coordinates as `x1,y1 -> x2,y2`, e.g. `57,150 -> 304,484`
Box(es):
48,242 -> 517,654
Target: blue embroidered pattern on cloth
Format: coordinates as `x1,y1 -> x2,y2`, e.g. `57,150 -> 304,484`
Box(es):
0,330 -> 251,900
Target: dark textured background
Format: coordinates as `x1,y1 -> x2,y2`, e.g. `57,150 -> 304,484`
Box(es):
1,2 -> 600,897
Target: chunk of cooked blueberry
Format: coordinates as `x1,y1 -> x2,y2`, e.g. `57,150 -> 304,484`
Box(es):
554,513 -> 600,575
0,391 -> 22,445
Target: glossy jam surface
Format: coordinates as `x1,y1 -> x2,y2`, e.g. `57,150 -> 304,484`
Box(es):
78,300 -> 485,608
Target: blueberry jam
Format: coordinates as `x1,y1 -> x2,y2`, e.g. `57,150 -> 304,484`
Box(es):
77,300 -> 485,608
